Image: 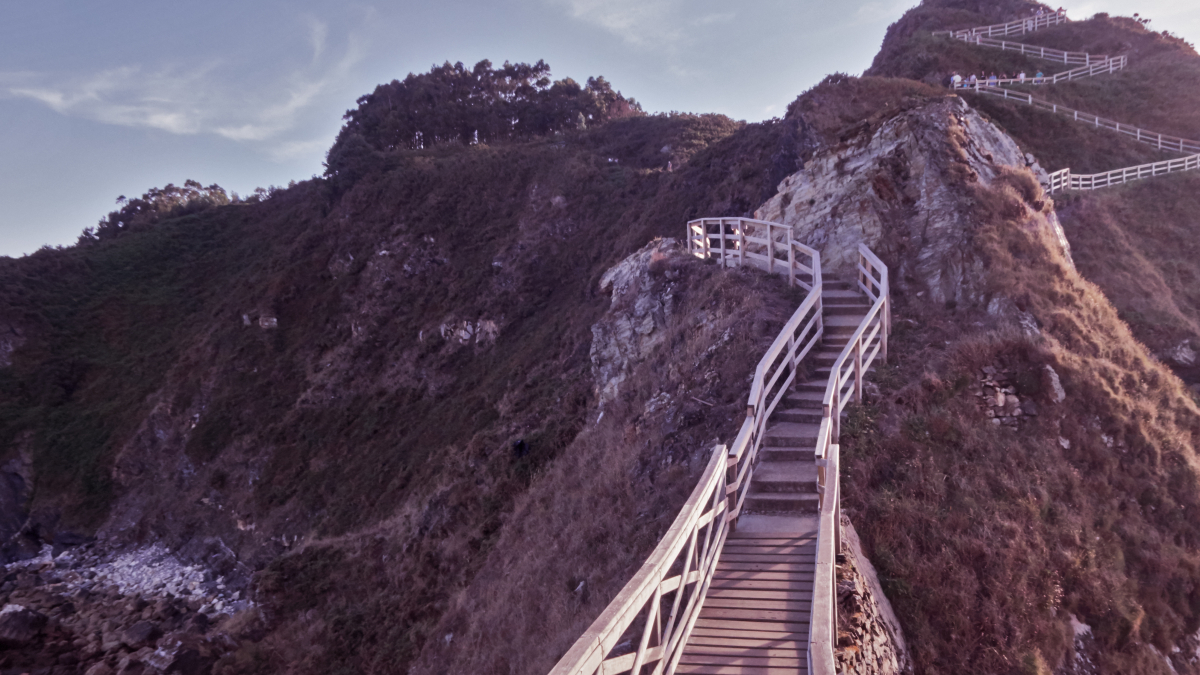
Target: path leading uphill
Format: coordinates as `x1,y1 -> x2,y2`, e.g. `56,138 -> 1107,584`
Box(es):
550,219 -> 889,675
938,13 -> 1200,192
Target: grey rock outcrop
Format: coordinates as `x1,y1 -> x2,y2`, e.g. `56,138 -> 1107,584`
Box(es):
590,238 -> 685,405
756,96 -> 1071,307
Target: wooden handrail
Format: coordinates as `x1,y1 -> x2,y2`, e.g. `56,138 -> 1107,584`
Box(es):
549,442 -> 730,675
810,246 -> 889,675
967,86 -> 1200,155
1047,153 -> 1200,193
552,223 -> 825,675
942,33 -> 1107,66
952,55 -> 1126,88
933,11 -> 1068,40
687,217 -> 819,291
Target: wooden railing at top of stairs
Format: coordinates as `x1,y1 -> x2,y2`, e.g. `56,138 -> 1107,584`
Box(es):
551,218 -> 890,675
687,217 -> 819,291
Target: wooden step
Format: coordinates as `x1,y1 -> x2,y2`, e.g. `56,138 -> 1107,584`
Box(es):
771,408 -> 822,425
763,422 -> 819,446
743,492 -> 820,515
823,314 -> 865,335
749,462 -> 817,494
823,303 -> 869,316
760,446 -> 816,461
782,390 -> 823,410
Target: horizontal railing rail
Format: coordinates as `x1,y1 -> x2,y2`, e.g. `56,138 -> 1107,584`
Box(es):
1046,153 -> 1200,192
968,86 -> 1200,154
933,11 -> 1067,40
551,222 -> 825,675
549,443 -> 731,675
688,217 -> 818,291
944,33 -> 1105,66
953,55 -> 1126,88
810,244 -> 889,675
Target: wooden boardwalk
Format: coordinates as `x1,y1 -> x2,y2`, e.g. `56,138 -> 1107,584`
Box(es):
676,282 -> 870,675
677,532 -> 816,674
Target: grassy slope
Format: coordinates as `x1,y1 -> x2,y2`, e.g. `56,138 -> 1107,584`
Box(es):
871,3 -> 1200,366
842,3 -> 1200,672
0,113 -> 813,673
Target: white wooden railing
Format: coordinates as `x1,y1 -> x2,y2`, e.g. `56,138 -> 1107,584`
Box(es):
943,33 -> 1104,66
1047,153 -> 1200,192
953,55 -> 1126,88
933,10 -> 1067,40
969,86 -> 1200,154
688,217 -> 819,291
550,228 -> 824,675
809,245 -> 890,675
548,441 -> 731,675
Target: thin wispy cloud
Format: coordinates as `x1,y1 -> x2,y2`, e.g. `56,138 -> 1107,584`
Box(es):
1,22 -> 364,161
548,0 -> 739,51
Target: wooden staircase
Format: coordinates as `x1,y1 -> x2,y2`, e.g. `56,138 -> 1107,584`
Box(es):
675,281 -> 871,674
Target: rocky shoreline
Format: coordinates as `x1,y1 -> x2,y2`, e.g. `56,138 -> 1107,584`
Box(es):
0,543 -> 256,675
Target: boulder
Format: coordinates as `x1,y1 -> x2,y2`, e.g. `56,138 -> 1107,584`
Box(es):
0,603 -> 47,647
121,620 -> 162,649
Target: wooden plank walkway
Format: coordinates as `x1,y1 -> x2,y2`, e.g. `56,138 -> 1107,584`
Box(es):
677,281 -> 871,675
677,532 -> 816,674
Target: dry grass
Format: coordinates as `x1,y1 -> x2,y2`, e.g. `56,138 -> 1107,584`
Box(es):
841,169 -> 1200,674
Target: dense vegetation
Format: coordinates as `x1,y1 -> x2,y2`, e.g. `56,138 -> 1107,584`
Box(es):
0,58 -> 819,672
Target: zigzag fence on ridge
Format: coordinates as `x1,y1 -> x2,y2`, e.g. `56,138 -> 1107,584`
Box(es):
969,86 -> 1200,154
947,14 -> 1200,192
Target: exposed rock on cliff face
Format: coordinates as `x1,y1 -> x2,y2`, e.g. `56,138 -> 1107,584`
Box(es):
758,96 -> 1069,307
590,238 -> 683,405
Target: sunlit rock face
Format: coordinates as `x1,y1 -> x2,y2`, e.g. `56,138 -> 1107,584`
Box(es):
757,96 -> 1068,307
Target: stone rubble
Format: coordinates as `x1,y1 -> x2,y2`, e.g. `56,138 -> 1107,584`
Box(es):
0,542 -> 253,674
973,365 -> 1039,428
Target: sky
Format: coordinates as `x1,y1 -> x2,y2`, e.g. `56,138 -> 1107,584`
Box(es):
1,0 -> 1197,258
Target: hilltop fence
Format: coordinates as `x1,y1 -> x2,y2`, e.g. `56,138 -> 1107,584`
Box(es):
933,11 -> 1068,40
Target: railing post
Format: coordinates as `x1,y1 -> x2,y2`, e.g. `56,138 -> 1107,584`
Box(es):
738,222 -> 746,268
702,221 -> 711,259
882,294 -> 890,364
766,224 -> 775,275
787,231 -> 797,288
719,219 -> 727,267
853,340 -> 863,403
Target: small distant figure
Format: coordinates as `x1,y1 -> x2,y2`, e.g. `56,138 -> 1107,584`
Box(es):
1036,8 -> 1044,17
667,160 -> 673,172
988,72 -> 999,85
969,73 -> 978,87
1019,71 -> 1027,83
1057,7 -> 1065,16
951,72 -> 963,88
1035,70 -> 1045,83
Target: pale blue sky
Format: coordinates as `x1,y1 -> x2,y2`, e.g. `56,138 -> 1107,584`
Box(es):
1,0 -> 1196,257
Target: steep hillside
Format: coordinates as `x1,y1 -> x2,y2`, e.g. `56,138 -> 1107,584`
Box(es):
0,66 -> 826,672
870,3 -> 1200,384
758,70 -> 1200,674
